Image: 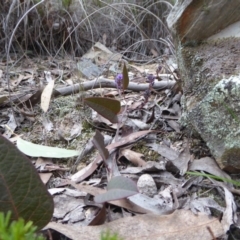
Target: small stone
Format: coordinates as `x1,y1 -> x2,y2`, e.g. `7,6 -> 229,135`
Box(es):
137,174 -> 157,198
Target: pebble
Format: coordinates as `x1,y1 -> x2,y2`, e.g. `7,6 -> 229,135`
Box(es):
137,174 -> 158,197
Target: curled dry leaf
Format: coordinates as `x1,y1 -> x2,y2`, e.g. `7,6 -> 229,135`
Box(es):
88,204 -> 106,226
128,193 -> 174,215
120,149 -> 146,167
222,187 -> 238,233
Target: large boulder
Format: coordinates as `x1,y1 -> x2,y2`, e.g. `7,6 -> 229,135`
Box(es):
167,0 -> 240,172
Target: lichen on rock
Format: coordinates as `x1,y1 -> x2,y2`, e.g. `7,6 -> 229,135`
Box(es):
167,0 -> 240,171
187,75 -> 240,168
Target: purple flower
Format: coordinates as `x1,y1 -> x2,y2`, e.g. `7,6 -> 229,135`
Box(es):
156,65 -> 162,75
147,74 -> 155,87
115,73 -> 123,89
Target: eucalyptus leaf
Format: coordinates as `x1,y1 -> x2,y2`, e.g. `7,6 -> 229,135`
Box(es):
17,138 -> 79,158
84,97 -> 120,123
122,63 -> 129,90
94,176 -> 138,203
92,130 -> 109,161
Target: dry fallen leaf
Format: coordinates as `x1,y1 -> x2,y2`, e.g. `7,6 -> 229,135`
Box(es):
39,173 -> 52,185
53,194 -> 85,219
3,113 -> 18,139
189,157 -> 231,183
41,71 -> 55,112
148,143 -> 179,161
71,130 -> 154,182
46,209 -> 224,240
172,142 -> 191,175
10,74 -> 24,88
120,149 -> 146,167
221,187 -> 237,233
69,181 -> 151,214
167,120 -> 181,133
182,196 -> 225,215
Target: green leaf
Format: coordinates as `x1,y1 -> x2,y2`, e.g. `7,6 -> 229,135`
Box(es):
17,138 -> 79,158
0,211 -> 45,240
122,63 -> 129,90
94,176 -> 138,203
187,171 -> 240,187
84,97 -> 120,123
106,176 -> 138,191
0,135 -> 53,230
92,130 -> 109,161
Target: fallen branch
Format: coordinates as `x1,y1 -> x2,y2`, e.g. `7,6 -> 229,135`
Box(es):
55,78 -> 175,96
0,78 -> 175,108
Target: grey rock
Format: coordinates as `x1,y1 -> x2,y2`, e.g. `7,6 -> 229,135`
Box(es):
137,174 -> 158,198
76,59 -> 102,79
167,0 -> 240,43
188,76 -> 240,169
167,0 -> 240,171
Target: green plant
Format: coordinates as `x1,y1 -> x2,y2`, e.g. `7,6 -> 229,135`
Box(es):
0,211 -> 45,240
92,130 -> 138,203
84,66 -> 138,203
101,230 -> 123,240
187,171 -> 240,187
0,135 -> 53,230
62,0 -> 72,9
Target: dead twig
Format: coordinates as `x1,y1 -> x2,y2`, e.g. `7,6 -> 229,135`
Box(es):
55,78 -> 175,97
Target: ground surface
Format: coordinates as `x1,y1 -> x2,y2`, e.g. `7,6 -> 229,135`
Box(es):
1,52 -> 240,240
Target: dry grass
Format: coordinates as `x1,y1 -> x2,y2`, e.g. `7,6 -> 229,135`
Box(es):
0,0 -> 174,59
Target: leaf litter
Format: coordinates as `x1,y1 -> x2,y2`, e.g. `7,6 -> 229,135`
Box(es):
1,44 -> 240,240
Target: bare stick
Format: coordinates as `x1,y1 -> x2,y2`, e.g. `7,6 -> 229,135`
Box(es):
55,78 -> 175,97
